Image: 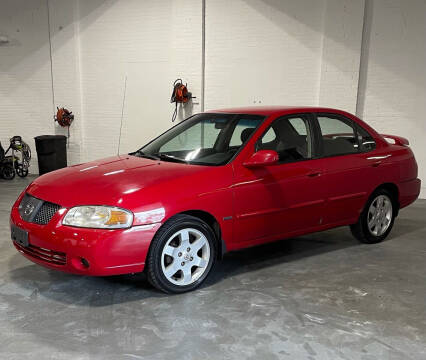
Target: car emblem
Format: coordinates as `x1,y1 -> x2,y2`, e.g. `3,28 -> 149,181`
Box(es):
24,203 -> 35,216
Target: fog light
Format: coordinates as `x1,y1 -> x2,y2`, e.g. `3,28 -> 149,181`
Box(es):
81,258 -> 90,268
71,257 -> 90,270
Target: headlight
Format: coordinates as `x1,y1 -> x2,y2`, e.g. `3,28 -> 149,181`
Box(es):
62,206 -> 133,229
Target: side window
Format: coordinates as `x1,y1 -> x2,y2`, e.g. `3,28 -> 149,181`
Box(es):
257,116 -> 312,163
317,115 -> 358,156
288,118 -> 307,135
357,125 -> 376,152
260,127 -> 277,144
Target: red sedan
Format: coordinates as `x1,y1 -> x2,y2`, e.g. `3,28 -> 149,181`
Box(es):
10,107 -> 420,293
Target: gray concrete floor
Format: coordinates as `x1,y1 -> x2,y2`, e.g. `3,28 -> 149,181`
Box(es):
1,176 -> 425,360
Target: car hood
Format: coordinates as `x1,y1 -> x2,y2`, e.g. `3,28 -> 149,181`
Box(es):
27,155 -> 212,208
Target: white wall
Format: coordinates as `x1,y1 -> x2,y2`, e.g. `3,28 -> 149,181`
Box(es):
0,0 -> 202,165
357,0 -> 426,198
48,0 -> 83,166
0,0 -> 425,197
318,0 -> 365,113
205,0 -> 325,109
78,0 -> 202,158
0,0 -> 53,171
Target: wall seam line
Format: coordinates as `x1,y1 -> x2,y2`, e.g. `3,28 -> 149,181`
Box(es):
201,0 -> 206,112
46,0 -> 55,118
355,0 -> 371,117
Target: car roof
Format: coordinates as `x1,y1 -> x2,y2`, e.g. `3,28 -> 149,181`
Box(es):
206,106 -> 386,147
206,106 -> 351,117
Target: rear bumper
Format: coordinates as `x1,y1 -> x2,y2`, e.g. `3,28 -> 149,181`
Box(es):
10,205 -> 160,276
399,178 -> 421,209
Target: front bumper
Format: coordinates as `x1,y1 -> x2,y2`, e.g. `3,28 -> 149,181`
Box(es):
10,199 -> 161,276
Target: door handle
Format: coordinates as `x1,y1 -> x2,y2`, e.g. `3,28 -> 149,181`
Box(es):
366,154 -> 391,167
307,171 -> 321,177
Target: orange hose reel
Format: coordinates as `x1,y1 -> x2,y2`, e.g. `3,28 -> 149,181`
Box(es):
55,107 -> 74,138
170,79 -> 194,122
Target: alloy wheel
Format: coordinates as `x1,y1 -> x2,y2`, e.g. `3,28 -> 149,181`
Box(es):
160,228 -> 210,286
367,194 -> 393,236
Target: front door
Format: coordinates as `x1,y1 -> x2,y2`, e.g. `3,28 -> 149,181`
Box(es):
233,114 -> 325,244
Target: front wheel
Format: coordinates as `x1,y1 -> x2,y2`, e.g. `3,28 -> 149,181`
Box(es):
350,189 -> 396,244
146,214 -> 216,293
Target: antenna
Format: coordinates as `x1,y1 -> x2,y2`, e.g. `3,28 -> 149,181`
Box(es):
117,75 -> 127,155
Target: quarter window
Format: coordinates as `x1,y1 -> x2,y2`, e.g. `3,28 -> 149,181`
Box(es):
357,125 -> 376,152
257,115 -> 312,163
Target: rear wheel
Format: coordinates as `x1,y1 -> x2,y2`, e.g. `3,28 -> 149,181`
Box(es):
146,214 -> 216,293
350,189 -> 396,244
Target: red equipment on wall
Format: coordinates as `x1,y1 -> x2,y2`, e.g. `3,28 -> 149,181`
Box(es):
55,107 -> 74,138
170,79 -> 194,122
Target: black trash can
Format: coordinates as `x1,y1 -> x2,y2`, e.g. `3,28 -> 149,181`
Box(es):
34,135 -> 67,175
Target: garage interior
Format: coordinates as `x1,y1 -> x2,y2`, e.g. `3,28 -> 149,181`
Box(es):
1,0 -> 426,359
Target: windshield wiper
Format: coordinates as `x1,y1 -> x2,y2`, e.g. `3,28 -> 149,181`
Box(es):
132,150 -> 187,163
131,150 -> 159,161
154,153 -> 187,163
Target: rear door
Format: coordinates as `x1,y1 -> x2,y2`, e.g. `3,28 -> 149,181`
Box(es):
313,113 -> 380,225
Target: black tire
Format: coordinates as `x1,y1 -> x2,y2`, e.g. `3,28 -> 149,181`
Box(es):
350,188 -> 396,244
1,165 -> 15,180
146,214 -> 217,294
16,164 -> 28,177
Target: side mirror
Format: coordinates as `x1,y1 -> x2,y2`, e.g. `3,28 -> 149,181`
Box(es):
243,150 -> 279,168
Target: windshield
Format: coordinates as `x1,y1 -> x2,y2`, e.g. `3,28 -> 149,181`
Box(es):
132,113 -> 264,165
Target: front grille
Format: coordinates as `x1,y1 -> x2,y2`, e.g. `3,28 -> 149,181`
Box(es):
14,242 -> 66,265
33,202 -> 61,225
19,194 -> 61,225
